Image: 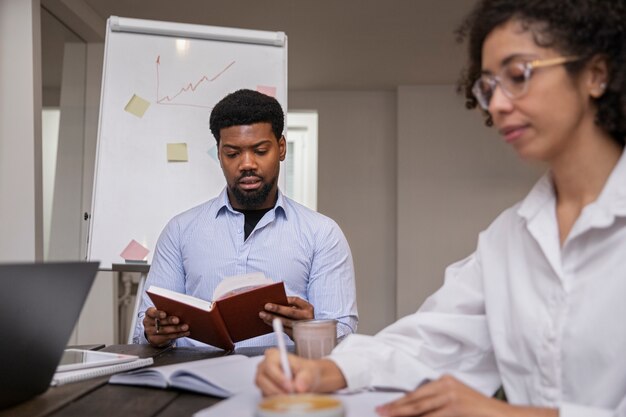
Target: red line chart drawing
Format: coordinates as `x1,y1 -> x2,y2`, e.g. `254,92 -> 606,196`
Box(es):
155,55 -> 236,108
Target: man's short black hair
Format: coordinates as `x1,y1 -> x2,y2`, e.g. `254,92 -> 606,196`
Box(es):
209,89 -> 284,144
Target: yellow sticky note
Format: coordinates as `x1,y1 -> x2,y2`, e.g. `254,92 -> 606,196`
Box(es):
124,94 -> 150,118
167,143 -> 188,162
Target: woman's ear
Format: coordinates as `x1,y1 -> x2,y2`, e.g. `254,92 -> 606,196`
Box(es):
586,54 -> 609,98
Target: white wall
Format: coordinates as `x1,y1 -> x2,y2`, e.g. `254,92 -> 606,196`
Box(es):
75,43 -> 116,346
0,0 -> 43,261
396,85 -> 541,317
42,109 -> 60,259
289,87 -> 539,333
74,43 -> 116,346
49,42 -> 87,261
290,91 -> 397,335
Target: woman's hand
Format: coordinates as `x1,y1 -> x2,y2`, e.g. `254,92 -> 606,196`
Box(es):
255,348 -> 347,395
376,375 -> 558,417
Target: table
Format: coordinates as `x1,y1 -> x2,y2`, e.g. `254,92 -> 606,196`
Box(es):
1,344 -> 267,417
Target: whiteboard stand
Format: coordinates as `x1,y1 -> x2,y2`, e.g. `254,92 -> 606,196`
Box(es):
112,263 -> 150,343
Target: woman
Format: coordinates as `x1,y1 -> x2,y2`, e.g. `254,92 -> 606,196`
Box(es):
256,1 -> 626,416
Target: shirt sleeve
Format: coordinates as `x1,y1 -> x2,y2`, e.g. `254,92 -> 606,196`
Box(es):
560,394 -> 626,417
329,251 -> 500,394
560,403 -> 617,417
306,219 -> 358,338
131,218 -> 186,344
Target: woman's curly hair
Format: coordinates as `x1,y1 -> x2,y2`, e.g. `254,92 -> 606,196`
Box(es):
456,0 -> 626,146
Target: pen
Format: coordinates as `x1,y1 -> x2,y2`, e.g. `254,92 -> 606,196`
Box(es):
272,318 -> 293,392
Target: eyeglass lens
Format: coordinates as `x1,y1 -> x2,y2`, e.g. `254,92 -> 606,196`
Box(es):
473,61 -> 530,110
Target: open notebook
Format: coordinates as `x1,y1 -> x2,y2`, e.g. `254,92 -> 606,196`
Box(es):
109,355 -> 264,397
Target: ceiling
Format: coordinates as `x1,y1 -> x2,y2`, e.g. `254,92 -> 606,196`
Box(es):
42,0 -> 478,92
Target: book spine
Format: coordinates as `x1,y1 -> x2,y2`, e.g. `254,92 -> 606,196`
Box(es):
204,306 -> 234,350
51,358 -> 154,386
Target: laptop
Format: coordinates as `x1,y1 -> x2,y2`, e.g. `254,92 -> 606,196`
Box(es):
0,261 -> 99,409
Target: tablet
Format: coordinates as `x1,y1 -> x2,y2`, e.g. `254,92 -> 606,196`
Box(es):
56,349 -> 138,372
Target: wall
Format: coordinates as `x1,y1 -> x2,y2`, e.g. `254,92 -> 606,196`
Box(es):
48,43 -> 86,261
290,91 -> 397,335
0,0 -> 43,261
289,87 -> 539,333
396,85 -> 541,317
73,43 -> 116,346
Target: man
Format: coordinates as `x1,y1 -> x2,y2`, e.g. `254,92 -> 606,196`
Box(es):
133,89 -> 358,348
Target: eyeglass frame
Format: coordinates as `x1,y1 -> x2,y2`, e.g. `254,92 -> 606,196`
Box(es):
472,55 -> 581,110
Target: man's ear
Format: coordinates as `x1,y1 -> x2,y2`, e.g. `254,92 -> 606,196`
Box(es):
586,54 -> 609,98
278,136 -> 287,162
216,143 -> 223,166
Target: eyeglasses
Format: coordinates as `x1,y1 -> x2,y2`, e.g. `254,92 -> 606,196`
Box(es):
471,56 -> 580,110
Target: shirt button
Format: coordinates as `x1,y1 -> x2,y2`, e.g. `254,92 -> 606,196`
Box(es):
237,229 -> 242,234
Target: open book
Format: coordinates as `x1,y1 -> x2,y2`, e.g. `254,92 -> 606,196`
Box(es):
147,272 -> 288,350
109,355 -> 263,397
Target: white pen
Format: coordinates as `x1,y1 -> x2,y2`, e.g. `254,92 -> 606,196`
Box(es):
272,318 -> 293,392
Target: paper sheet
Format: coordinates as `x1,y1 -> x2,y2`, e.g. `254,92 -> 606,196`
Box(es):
256,85 -> 276,98
167,143 -> 189,162
194,390 -> 404,417
120,239 -> 150,261
124,94 -> 150,118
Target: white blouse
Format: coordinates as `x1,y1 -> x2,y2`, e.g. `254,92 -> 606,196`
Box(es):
331,151 -> 626,417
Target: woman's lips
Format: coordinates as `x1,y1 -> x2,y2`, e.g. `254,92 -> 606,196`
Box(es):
500,125 -> 528,143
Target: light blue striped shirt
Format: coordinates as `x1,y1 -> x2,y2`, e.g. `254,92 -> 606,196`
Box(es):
133,188 -> 358,348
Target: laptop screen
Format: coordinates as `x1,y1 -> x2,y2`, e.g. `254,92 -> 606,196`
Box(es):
0,262 -> 99,409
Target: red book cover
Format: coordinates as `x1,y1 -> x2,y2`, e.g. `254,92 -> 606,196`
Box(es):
215,282 -> 288,343
147,281 -> 287,350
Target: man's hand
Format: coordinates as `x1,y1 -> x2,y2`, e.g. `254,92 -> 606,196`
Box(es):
143,307 -> 190,347
258,296 -> 314,339
375,375 -> 558,417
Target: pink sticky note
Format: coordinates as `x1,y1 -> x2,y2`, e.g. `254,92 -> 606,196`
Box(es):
256,85 -> 276,98
120,239 -> 150,261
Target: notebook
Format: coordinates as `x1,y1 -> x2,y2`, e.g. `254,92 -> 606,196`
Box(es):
109,354 -> 263,397
51,357 -> 154,386
0,262 -> 99,409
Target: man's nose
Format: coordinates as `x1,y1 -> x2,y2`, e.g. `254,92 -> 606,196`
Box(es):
239,151 -> 258,170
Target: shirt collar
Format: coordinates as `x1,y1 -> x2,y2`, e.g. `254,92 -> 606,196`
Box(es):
591,148 -> 626,217
517,148 -> 626,221
214,187 -> 287,218
517,173 -> 554,221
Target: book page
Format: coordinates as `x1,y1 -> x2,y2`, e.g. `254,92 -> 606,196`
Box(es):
212,272 -> 274,301
147,285 -> 214,310
110,355 -> 262,397
169,355 -> 264,397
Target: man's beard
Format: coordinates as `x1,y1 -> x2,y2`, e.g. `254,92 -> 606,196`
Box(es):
230,175 -> 276,209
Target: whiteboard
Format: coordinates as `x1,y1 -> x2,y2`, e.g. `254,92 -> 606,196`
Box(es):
87,16 -> 288,269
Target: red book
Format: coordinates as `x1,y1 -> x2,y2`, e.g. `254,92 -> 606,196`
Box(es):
147,273 -> 288,351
